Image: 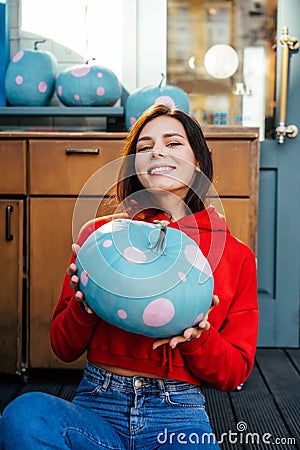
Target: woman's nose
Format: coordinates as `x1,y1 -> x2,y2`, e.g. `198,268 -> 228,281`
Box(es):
151,143 -> 165,158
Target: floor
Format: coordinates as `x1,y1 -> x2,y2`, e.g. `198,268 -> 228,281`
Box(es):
0,348 -> 299,449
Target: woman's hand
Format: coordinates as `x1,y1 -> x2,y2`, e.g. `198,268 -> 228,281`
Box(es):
68,243 -> 95,314
152,295 -> 219,350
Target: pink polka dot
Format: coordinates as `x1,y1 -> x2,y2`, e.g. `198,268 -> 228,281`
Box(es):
74,94 -> 80,101
99,222 -> 114,234
193,312 -> 204,326
15,75 -> 23,85
130,117 -> 137,126
97,72 -> 103,78
184,245 -> 211,275
118,309 -> 127,319
80,271 -> 89,287
124,247 -> 147,264
178,271 -> 186,282
38,81 -> 47,93
103,239 -> 113,248
71,67 -> 91,77
12,51 -> 24,63
57,85 -> 62,96
96,86 -> 105,96
143,298 -> 175,327
124,246 -> 147,263
154,96 -> 175,108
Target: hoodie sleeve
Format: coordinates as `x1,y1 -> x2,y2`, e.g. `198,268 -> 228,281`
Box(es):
179,247 -> 259,391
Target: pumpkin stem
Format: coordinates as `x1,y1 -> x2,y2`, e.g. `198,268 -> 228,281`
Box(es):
158,73 -> 165,88
34,39 -> 46,50
86,58 -> 96,65
150,220 -> 169,254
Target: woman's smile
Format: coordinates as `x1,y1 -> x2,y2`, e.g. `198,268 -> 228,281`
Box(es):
147,164 -> 176,175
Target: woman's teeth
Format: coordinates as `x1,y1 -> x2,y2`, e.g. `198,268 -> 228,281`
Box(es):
148,166 -> 174,174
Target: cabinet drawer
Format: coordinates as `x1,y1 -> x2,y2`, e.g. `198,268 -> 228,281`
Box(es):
0,140 -> 27,195
208,140 -> 252,196
29,139 -> 124,195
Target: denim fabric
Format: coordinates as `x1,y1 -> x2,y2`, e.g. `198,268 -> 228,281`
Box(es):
0,363 -> 220,449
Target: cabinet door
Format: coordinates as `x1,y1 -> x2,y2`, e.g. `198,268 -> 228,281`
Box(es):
29,198 -> 83,368
29,197 -> 110,369
0,200 -> 24,374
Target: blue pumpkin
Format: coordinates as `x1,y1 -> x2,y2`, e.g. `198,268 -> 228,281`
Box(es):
55,62 -> 121,106
125,75 -> 190,130
5,43 -> 57,106
76,219 -> 213,338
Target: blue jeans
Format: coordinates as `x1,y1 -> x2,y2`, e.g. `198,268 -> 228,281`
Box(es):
0,363 -> 219,449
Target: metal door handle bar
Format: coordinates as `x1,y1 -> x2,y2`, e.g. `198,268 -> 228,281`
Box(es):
276,27 -> 299,144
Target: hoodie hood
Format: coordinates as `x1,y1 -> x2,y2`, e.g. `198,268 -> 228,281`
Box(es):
177,206 -> 229,233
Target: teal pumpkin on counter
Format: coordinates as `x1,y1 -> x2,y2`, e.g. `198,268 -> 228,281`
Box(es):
125,74 -> 190,130
5,40 -> 57,106
55,61 -> 121,106
76,219 -> 213,338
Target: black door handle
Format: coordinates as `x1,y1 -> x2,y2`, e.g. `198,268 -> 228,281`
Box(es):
5,205 -> 14,241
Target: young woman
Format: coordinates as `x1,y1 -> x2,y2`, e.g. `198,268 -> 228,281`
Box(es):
0,105 -> 259,449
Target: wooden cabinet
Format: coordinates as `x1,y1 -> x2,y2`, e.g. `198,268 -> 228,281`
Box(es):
28,136 -> 124,368
0,140 -> 26,374
0,140 -> 27,195
29,197 -> 78,368
0,200 -> 24,374
205,128 -> 260,253
0,128 -> 259,372
29,139 -> 123,196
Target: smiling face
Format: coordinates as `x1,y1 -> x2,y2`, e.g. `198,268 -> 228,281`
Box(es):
134,116 -> 198,200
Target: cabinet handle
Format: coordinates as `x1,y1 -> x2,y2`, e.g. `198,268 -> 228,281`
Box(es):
65,147 -> 100,155
5,205 -> 14,241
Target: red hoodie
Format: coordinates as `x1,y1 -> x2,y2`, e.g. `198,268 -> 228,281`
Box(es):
50,206 -> 259,391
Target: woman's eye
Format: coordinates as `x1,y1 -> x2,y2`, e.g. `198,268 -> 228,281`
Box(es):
167,141 -> 181,148
137,145 -> 152,152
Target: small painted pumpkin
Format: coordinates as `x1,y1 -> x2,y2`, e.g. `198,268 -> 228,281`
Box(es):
76,218 -> 213,338
125,74 -> 190,130
55,60 -> 121,106
5,40 -> 57,106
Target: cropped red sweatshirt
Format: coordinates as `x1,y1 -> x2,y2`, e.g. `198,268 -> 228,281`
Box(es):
50,206 -> 259,391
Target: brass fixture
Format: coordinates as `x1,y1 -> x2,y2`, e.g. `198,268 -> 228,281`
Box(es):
276,27 -> 299,144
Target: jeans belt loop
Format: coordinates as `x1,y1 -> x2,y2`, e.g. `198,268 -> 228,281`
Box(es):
101,370 -> 112,391
157,379 -> 167,395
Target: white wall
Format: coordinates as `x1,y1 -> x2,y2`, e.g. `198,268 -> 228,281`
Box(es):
8,0 -> 167,94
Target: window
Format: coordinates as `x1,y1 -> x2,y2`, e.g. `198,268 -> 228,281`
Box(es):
167,0 -> 277,139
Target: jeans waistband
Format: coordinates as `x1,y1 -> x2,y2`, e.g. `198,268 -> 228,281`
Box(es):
85,362 -> 199,394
